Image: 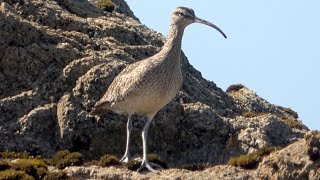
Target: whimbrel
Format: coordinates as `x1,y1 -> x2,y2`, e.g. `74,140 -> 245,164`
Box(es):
90,7 -> 227,172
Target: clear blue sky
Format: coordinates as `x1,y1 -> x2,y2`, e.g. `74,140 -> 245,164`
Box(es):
126,0 -> 320,130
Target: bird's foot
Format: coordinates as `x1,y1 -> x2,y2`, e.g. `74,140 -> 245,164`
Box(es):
120,154 -> 131,163
137,160 -> 162,173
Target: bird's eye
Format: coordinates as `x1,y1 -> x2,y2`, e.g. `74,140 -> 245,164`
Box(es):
175,12 -> 184,17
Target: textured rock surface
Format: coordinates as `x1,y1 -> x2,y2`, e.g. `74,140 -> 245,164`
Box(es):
0,1 -> 312,178
227,114 -> 305,155
63,165 -> 252,180
254,131 -> 320,180
227,84 -> 300,119
61,131 -> 320,179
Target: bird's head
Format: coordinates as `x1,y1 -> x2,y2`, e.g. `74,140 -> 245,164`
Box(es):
171,7 -> 227,38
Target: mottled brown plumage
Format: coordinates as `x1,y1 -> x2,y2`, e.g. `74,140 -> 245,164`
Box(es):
91,52 -> 182,117
90,7 -> 226,172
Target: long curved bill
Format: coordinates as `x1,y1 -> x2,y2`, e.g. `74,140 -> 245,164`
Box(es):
195,17 -> 227,39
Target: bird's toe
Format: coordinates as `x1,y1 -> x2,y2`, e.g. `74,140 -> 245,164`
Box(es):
120,154 -> 131,163
137,160 -> 162,173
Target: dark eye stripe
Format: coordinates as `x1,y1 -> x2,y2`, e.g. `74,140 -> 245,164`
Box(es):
174,12 -> 193,19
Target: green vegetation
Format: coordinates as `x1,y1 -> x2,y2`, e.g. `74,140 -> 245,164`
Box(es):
97,0 -> 115,12
0,150 -> 80,179
14,159 -> 47,168
226,84 -> 245,93
254,146 -> 281,157
241,111 -> 303,129
282,107 -> 299,118
84,154 -> 121,167
49,150 -> 83,169
124,160 -> 141,171
0,158 -> 70,180
228,146 -> 282,169
11,159 -> 47,179
124,154 -> 167,171
147,154 -> 168,169
44,171 -> 71,180
278,116 -> 303,129
228,154 -> 259,169
49,150 -> 70,166
0,151 -> 32,159
0,169 -> 34,180
241,111 -> 267,118
0,150 -> 169,175
178,163 -> 209,171
98,155 -> 121,167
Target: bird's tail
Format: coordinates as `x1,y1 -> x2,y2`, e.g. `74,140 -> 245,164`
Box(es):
89,101 -> 109,116
89,107 -> 102,116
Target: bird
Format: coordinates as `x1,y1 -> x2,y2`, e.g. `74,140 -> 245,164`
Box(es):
90,6 -> 227,172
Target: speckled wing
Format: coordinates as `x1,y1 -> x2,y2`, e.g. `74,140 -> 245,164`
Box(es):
94,59 -> 153,108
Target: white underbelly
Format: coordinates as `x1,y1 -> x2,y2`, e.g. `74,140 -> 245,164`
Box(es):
112,81 -> 181,116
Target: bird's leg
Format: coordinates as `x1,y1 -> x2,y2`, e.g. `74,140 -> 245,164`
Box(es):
137,115 -> 162,173
120,115 -> 132,163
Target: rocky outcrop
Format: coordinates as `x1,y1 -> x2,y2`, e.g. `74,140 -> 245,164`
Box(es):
0,0 -> 310,175
62,131 -> 320,179
254,131 -> 320,180
227,84 -> 299,118
227,114 -> 305,155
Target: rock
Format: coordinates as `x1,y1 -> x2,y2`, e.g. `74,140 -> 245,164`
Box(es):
227,84 -> 300,119
254,131 -> 320,179
61,131 -> 320,179
227,114 -> 306,155
63,165 -> 252,180
17,103 -> 59,155
305,131 -> 320,162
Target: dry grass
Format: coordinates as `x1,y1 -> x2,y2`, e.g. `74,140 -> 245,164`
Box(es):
97,0 -> 115,12
226,84 -> 245,93
98,155 -> 121,167
228,146 -> 282,169
241,111 -> 303,129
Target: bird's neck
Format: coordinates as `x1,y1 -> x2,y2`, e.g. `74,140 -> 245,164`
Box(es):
166,24 -> 185,49
160,24 -> 185,61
